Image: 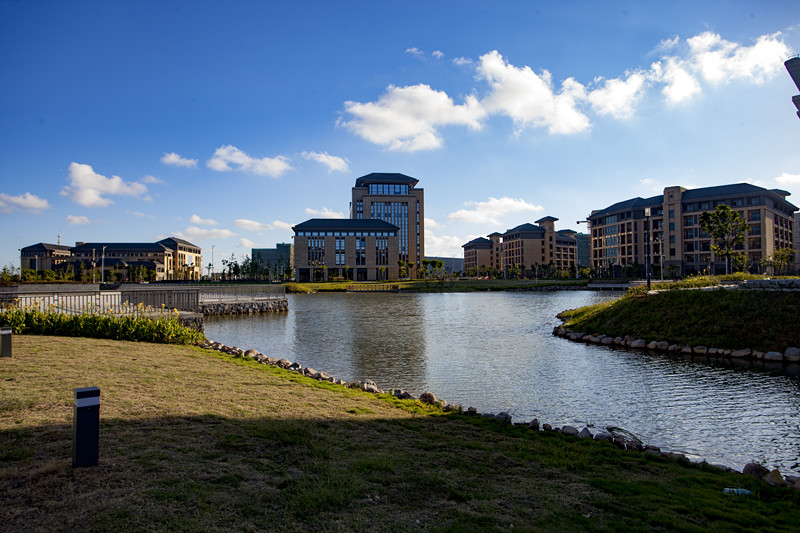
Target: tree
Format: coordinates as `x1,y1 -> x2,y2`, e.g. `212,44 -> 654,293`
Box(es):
699,204 -> 749,275
771,247 -> 796,276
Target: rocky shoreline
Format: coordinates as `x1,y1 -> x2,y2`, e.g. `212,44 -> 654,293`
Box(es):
200,337 -> 800,491
552,325 -> 800,363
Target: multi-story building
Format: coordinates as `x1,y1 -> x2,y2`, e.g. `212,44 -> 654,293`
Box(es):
350,173 -> 424,271
292,219 -> 399,282
19,242 -> 72,271
462,216 -> 578,276
252,243 -> 294,279
21,237 -> 202,281
588,183 -> 796,276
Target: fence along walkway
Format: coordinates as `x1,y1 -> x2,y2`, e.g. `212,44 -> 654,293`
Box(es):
1,284 -> 287,314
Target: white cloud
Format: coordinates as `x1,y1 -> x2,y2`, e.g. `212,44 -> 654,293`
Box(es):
300,151 -> 350,173
189,214 -> 219,226
424,217 -> 442,229
588,72 -> 647,119
174,226 -> 237,241
339,84 -> 486,151
448,196 -> 544,225
774,172 -> 800,185
60,162 -> 148,207
453,57 -> 473,66
161,152 -> 198,168
237,238 -> 255,248
305,207 -> 345,218
207,145 -> 292,177
476,50 -> 590,135
424,229 -> 467,257
126,210 -> 154,219
686,31 -> 789,85
233,218 -> 293,232
432,50 -> 444,59
141,175 -> 165,184
0,192 -> 51,213
405,47 -> 424,57
655,57 -> 702,104
66,214 -> 90,225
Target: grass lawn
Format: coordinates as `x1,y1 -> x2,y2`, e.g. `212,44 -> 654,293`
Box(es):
1,335 -> 798,532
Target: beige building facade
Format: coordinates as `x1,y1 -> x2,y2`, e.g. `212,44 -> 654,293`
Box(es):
462,216 -> 578,276
588,183 -> 796,276
293,219 -> 400,282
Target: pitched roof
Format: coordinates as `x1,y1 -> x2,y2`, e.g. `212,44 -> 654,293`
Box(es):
71,242 -> 172,254
504,223 -> 545,235
462,237 -> 492,248
535,216 -> 559,223
158,237 -> 201,250
20,242 -> 72,253
354,173 -> 419,188
292,218 -> 399,232
589,195 -> 662,219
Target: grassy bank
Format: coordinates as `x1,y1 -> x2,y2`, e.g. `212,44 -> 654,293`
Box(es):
286,278 -> 588,293
559,278 -> 800,351
2,336 -> 798,531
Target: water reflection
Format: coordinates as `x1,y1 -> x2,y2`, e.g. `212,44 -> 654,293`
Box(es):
205,291 -> 800,474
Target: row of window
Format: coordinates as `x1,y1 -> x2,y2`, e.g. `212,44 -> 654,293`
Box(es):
368,183 -> 409,195
296,231 -> 397,237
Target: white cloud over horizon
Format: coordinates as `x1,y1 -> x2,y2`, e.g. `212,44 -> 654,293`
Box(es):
189,214 -> 219,226
233,218 -> 293,232
174,226 -> 237,241
305,207 -> 344,218
161,152 -> 198,168
448,196 -> 544,226
424,228 -> 466,257
237,237 -> 255,248
341,31 -> 790,149
60,162 -> 149,207
66,214 -> 90,225
207,145 -> 292,177
300,151 -> 350,173
0,192 -> 51,214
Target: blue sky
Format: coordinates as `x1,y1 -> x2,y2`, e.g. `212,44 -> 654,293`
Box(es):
2,0 -> 799,272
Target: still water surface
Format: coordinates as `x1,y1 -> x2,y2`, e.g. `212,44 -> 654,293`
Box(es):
206,291 -> 800,474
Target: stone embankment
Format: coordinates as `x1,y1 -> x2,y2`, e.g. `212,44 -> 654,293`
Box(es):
200,337 -> 800,491
200,298 -> 288,315
553,326 -> 800,363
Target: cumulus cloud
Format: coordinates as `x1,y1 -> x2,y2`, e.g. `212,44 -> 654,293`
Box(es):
66,214 -> 90,225
432,50 -> 444,59
0,192 -> 51,213
237,238 -> 255,248
405,47 -> 424,57
161,152 -> 198,168
424,217 -> 442,229
189,214 -> 219,226
301,151 -> 350,173
339,84 -> 486,151
174,226 -> 236,241
207,145 -> 292,177
141,175 -> 165,184
233,218 -> 293,232
305,207 -> 345,218
341,31 -> 790,148
448,196 -> 544,225
60,162 -> 148,207
652,31 -> 789,104
477,50 -> 590,135
587,71 -> 647,119
774,172 -> 800,185
424,229 -> 467,257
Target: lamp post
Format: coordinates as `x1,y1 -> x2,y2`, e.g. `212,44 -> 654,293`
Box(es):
101,246 -> 107,283
644,207 -> 651,291
211,245 -> 215,282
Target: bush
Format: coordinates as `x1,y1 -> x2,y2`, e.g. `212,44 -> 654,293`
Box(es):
0,303 -> 204,345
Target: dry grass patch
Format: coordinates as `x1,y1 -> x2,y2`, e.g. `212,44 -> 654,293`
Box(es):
1,335 -> 798,532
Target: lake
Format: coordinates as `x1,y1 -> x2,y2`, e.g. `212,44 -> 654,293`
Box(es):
205,290 -> 800,475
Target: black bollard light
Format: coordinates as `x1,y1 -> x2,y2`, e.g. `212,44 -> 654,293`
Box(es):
72,387 -> 100,467
0,327 -> 11,357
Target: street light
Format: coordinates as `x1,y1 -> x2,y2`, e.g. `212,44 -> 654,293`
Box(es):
101,246 -> 107,283
644,207 -> 651,291
211,245 -> 215,282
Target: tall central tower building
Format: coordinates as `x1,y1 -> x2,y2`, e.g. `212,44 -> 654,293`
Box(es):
351,173 -> 424,270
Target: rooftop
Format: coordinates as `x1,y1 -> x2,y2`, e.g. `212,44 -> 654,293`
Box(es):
293,218 -> 400,232
354,173 -> 419,188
